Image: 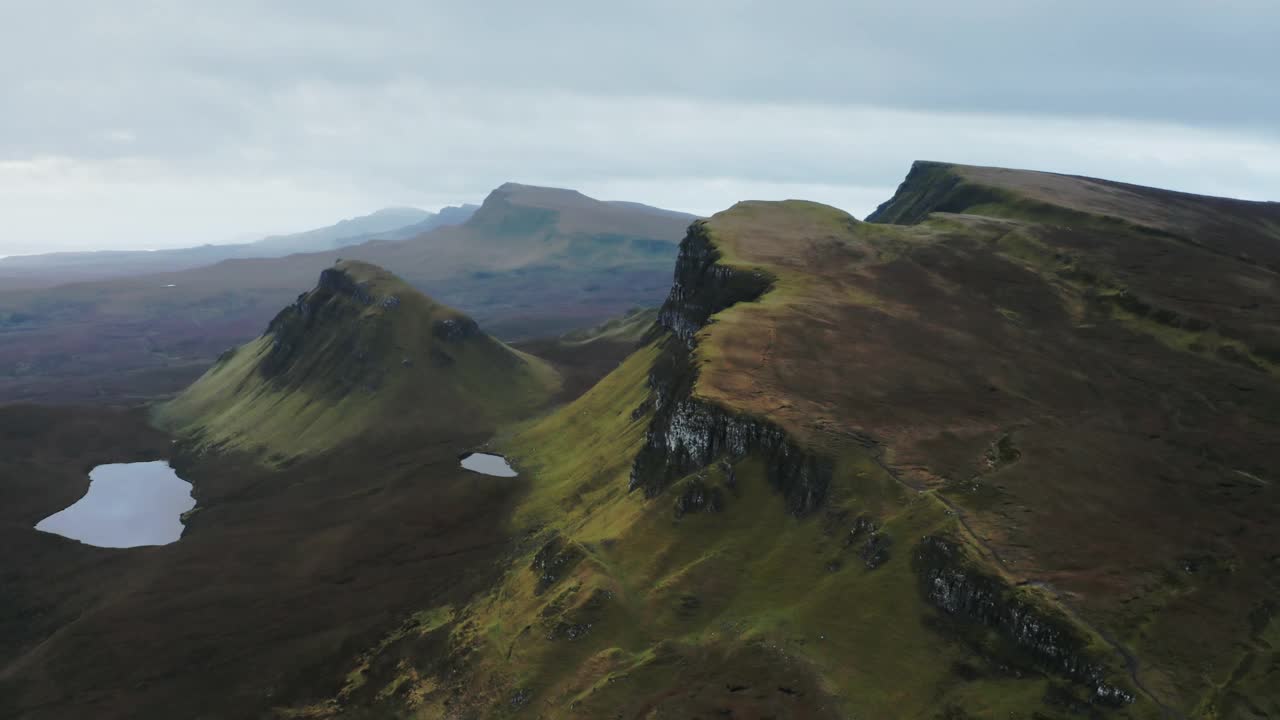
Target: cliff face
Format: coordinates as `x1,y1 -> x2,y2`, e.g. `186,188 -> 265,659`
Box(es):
865,161 -> 1004,224
261,266 -> 378,380
914,536 -> 1136,707
656,222 -> 773,345
630,222 -> 832,515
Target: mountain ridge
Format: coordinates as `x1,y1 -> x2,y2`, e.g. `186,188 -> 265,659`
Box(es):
0,204 -> 476,290
5,163 -> 1278,719
0,185 -> 694,405
156,260 -> 560,460
288,164 -> 1280,718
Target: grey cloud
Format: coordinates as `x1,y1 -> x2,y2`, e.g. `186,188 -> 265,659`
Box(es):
0,1 -> 1276,254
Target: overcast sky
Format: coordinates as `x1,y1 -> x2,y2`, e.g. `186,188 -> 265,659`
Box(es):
1,1 -> 1278,256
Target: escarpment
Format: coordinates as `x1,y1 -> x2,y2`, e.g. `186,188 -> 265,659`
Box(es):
631,222 -> 832,515
866,161 -> 1007,225
914,536 -> 1136,707
655,221 -> 774,345
260,266 -> 384,380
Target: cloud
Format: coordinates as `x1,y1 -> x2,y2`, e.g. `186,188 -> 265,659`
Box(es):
0,1 -> 1276,254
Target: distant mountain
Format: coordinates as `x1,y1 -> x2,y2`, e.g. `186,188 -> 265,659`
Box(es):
375,204 -> 481,241
0,185 -> 695,404
156,260 -> 558,460
0,204 -> 478,290
245,206 -> 434,255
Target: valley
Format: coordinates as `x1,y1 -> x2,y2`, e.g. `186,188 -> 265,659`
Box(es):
1,162 -> 1277,719
0,184 -> 692,406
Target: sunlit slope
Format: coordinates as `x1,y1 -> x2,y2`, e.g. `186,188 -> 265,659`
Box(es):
157,260 -> 559,460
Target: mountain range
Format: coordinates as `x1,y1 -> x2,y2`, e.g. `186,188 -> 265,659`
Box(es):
0,204 -> 479,290
1,162 -> 1278,719
0,184 -> 695,404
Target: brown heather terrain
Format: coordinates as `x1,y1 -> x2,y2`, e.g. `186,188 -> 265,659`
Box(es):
2,162 -> 1278,720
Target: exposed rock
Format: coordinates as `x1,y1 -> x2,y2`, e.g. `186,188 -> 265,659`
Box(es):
530,535 -> 582,595
509,688 -> 531,708
860,532 -> 893,569
316,266 -> 376,305
656,221 -> 773,347
913,536 -> 1134,706
433,317 -> 480,342
546,621 -> 592,641
984,434 -> 1022,471
672,477 -> 725,517
630,222 -> 834,515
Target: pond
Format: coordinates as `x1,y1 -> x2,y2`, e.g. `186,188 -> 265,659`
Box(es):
35,461 -> 196,548
460,452 -> 517,477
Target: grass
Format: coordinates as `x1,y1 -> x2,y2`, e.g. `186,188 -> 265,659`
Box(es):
155,261 -> 561,461
270,169 -> 1280,718
296,331 -> 1153,718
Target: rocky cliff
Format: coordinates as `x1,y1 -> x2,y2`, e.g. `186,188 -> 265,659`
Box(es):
630,222 -> 832,515
865,160 -> 1007,224
914,535 -> 1136,707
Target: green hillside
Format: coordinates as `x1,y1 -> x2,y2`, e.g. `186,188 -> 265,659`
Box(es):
275,164 -> 1280,719
156,260 -> 560,460
8,163 -> 1277,720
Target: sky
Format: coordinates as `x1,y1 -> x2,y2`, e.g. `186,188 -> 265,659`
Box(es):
1,1 -> 1278,256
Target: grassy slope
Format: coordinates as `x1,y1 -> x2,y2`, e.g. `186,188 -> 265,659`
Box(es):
156,261 -> 559,461
277,167 -> 1279,718
279,223 -> 1151,719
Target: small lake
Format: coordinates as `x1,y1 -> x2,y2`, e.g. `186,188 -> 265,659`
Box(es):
35,461 -> 196,548
460,453 -> 517,477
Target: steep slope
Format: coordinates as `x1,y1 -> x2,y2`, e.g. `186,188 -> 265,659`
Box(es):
286,167 -> 1280,719
514,307 -> 659,403
157,260 -> 559,460
0,186 -> 693,405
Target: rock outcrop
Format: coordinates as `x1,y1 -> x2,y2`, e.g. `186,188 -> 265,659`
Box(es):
630,222 -> 831,515
913,536 -> 1135,706
655,222 -> 773,346
432,317 -> 480,342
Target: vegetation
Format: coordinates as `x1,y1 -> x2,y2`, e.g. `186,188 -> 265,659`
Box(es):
0,184 -> 693,405
6,162 -> 1278,719
155,261 -> 560,461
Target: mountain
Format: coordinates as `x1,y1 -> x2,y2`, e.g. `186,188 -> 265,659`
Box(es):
157,261 -> 559,460
275,163 -> 1277,718
243,206 -> 435,255
0,187 -> 693,404
373,203 -> 481,241
7,163 -> 1276,719
0,204 -> 476,290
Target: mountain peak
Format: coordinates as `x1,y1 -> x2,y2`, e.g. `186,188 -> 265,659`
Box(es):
157,261 -> 560,460
485,182 -> 595,208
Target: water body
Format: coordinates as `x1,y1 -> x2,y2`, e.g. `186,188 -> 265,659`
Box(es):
460,452 -> 517,477
35,461 -> 196,548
